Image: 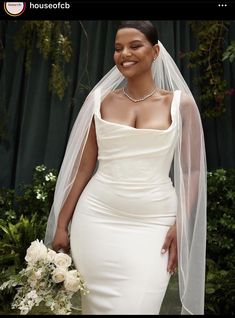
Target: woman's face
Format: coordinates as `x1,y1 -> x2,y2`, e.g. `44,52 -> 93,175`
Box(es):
114,28 -> 158,79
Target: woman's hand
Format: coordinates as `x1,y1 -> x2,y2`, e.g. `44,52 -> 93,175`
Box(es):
161,223 -> 177,275
52,227 -> 70,253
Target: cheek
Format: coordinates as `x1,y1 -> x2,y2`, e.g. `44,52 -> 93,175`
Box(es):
142,53 -> 154,66
113,52 -> 119,64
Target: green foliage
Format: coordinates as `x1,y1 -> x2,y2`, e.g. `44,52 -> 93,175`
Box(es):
0,214 -> 47,313
0,165 -> 58,223
0,165 -> 58,313
184,21 -> 230,118
206,259 -> 235,314
0,163 -> 58,225
0,188 -> 15,222
15,164 -> 58,220
205,168 -> 235,314
14,21 -> 72,100
0,214 -> 46,267
223,40 -> 235,62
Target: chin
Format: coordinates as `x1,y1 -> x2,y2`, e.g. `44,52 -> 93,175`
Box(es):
116,65 -> 134,77
119,69 -> 137,79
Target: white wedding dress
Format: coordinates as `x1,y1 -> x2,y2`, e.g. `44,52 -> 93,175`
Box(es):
70,90 -> 181,314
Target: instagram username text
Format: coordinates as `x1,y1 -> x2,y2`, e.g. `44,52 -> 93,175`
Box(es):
29,2 -> 70,9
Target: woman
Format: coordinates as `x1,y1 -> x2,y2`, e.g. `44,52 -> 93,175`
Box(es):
45,21 -> 207,315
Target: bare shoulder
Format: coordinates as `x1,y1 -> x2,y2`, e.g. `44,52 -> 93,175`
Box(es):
158,89 -> 196,114
159,89 -> 173,96
179,92 -> 196,111
102,89 -> 122,103
178,92 -> 200,121
157,88 -> 174,105
180,91 -> 195,104
101,89 -> 123,112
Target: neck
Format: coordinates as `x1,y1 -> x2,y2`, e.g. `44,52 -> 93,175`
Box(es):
126,74 -> 156,99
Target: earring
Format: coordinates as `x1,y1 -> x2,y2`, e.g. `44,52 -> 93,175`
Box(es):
153,57 -> 157,61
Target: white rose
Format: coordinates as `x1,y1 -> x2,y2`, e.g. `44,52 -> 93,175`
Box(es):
52,267 -> 67,283
64,271 -> 81,292
47,249 -> 57,262
54,253 -> 71,268
66,269 -> 78,279
25,240 -> 48,265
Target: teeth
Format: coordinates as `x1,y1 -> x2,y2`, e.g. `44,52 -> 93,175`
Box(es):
122,62 -> 136,67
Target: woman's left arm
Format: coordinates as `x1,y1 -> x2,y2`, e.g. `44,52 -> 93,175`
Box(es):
161,92 -> 203,275
161,223 -> 177,274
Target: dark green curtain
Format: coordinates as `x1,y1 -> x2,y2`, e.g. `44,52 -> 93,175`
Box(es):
0,20 -> 235,189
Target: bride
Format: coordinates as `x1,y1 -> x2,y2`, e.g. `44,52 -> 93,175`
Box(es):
45,20 -> 207,315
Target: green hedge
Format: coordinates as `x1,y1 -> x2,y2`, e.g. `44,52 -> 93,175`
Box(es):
0,166 -> 234,314
205,168 -> 235,315
0,165 -> 57,313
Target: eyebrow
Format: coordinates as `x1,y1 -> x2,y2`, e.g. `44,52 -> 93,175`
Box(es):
115,40 -> 143,46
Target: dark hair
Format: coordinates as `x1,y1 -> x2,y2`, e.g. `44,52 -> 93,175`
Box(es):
117,21 -> 158,45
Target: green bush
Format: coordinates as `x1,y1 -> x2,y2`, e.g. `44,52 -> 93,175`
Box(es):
0,164 -> 58,261
0,165 -> 58,313
0,214 -> 47,313
0,165 -> 57,221
0,189 -> 16,224
205,168 -> 235,315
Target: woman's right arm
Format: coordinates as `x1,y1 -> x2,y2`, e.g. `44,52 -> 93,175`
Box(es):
52,118 -> 98,252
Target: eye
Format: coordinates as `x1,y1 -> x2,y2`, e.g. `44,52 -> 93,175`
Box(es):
131,45 -> 141,50
115,47 -> 122,52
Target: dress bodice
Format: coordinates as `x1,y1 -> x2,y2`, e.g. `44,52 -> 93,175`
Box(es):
94,90 -> 180,185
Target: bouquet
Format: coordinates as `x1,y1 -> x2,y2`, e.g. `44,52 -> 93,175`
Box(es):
0,239 -> 89,315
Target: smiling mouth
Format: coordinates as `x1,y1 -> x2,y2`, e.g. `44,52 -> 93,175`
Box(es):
121,61 -> 137,67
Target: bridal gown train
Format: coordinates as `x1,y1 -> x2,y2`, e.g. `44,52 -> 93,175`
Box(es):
70,90 -> 181,314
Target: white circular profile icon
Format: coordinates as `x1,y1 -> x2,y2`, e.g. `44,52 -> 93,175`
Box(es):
4,2 -> 26,16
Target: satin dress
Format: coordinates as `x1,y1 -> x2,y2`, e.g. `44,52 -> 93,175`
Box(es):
70,90 -> 181,314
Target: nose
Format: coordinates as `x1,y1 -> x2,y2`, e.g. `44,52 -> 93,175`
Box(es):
122,47 -> 132,57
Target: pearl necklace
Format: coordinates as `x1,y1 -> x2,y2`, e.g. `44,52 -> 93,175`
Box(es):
123,87 -> 157,103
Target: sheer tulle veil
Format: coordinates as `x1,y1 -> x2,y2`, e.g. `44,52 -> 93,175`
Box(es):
44,41 -> 207,315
